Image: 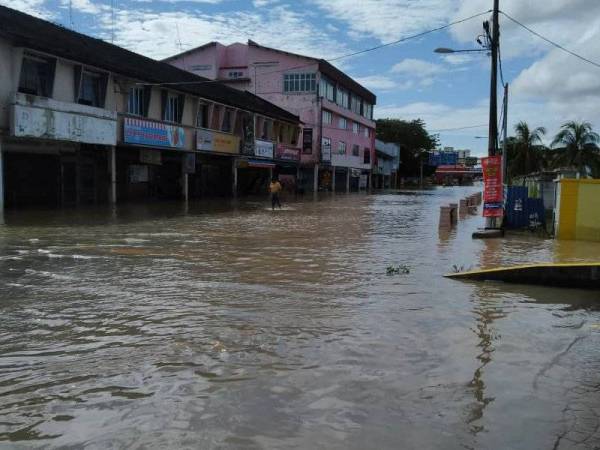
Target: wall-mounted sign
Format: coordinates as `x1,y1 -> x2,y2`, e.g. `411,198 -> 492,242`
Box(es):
255,139 -> 274,159
321,137 -> 331,162
124,117 -> 185,148
482,155 -> 503,218
196,128 -> 240,154
139,149 -> 162,165
275,144 -> 300,161
11,104 -> 117,145
302,128 -> 313,154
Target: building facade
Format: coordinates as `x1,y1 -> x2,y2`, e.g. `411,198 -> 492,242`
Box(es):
0,6 -> 301,209
164,40 -> 377,193
374,140 -> 400,189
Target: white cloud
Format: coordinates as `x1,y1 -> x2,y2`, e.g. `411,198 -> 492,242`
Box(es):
0,0 -> 52,18
309,0 -> 456,43
391,58 -> 444,76
253,0 -> 279,6
353,75 -> 398,91
60,0 -> 108,14
101,5 -> 352,61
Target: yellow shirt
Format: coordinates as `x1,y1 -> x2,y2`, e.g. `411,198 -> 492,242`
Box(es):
269,181 -> 282,194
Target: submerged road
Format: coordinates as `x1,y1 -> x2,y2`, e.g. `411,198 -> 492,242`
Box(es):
0,187 -> 599,449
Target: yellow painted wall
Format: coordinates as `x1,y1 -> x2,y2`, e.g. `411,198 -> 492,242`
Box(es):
557,179 -> 600,242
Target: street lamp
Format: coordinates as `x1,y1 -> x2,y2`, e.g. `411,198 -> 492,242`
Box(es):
434,48 -> 487,54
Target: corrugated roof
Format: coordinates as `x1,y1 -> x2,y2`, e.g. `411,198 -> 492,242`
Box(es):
0,6 -> 300,124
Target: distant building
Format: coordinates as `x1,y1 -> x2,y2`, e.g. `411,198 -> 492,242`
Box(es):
164,40 -> 377,192
374,140 -> 400,188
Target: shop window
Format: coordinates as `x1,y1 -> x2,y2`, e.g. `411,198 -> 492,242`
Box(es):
127,86 -> 150,116
336,88 -> 349,109
18,53 -> 56,97
283,73 -> 316,93
339,117 -> 348,129
197,103 -> 209,128
222,109 -> 232,132
228,71 -> 243,79
322,110 -> 332,125
262,120 -> 271,139
77,70 -> 107,107
319,76 -> 335,101
364,147 -> 371,164
352,122 -> 359,134
162,91 -> 184,123
351,94 -> 362,115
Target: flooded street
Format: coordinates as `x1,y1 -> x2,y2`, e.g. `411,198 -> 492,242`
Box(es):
0,187 -> 599,449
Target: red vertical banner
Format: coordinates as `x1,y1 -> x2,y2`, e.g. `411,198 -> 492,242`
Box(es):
481,155 -> 503,218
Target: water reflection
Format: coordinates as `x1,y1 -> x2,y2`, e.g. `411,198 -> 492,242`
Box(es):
0,189 -> 598,449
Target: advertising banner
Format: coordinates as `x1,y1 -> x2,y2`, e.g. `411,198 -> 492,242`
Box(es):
275,144 -> 300,162
196,128 -> 240,154
124,117 -> 185,148
321,138 -> 331,162
482,155 -> 504,218
254,139 -> 274,159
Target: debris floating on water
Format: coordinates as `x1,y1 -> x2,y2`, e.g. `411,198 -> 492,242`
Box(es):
386,265 -> 410,275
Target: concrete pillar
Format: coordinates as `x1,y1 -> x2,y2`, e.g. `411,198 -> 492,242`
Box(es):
346,168 -> 350,193
313,164 -> 319,193
332,166 -> 336,193
232,159 -> 238,197
181,157 -> 188,202
269,167 -> 273,180
108,146 -> 116,204
0,138 -> 4,211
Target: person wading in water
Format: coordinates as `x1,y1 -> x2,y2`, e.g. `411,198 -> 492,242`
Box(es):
269,177 -> 282,210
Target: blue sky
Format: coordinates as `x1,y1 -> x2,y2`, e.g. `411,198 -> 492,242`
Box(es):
6,0 -> 600,157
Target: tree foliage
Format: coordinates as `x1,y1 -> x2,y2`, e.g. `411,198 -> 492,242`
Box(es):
550,121 -> 600,176
375,119 -> 438,177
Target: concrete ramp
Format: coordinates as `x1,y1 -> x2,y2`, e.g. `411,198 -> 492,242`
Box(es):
445,263 -> 600,290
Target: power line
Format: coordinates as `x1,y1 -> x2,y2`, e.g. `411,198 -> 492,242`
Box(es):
500,11 -> 600,70
144,10 -> 492,87
431,124 -> 488,132
327,10 -> 492,62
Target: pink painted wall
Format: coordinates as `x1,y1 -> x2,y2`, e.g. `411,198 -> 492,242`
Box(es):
167,42 -> 376,168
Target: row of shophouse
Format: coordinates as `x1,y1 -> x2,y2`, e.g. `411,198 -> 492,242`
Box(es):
0,5 -> 379,209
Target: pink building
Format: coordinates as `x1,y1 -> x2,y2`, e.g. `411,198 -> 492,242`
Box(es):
164,40 -> 376,192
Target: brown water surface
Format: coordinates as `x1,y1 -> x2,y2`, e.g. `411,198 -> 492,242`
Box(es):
0,187 -> 599,449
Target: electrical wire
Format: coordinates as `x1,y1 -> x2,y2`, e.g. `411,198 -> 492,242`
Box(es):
141,10 -> 492,87
430,124 -> 488,132
500,10 -> 600,70
327,10 -> 492,62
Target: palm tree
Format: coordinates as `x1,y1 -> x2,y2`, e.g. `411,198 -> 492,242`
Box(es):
551,121 -> 600,177
506,121 -> 547,180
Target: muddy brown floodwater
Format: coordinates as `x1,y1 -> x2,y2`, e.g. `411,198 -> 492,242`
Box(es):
0,187 -> 599,449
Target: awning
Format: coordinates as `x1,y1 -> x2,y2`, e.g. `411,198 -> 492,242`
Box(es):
247,159 -> 276,168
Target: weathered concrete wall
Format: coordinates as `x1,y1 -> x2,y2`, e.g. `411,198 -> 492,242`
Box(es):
556,179 -> 600,242
0,38 -> 16,131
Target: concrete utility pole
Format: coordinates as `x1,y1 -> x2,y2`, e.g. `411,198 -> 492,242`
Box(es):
501,83 -> 508,185
488,0 -> 500,157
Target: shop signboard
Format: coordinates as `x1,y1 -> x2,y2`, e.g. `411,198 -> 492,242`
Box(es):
196,128 -> 240,154
275,144 -> 300,161
12,104 -> 117,145
255,139 -> 274,159
139,149 -> 162,165
124,117 -> 185,148
302,128 -> 313,154
482,155 -> 503,217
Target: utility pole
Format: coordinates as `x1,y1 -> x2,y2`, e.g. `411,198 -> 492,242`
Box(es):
501,83 -> 508,185
488,0 -> 500,157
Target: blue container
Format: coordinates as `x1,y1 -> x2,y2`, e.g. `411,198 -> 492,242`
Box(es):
505,186 -> 546,229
